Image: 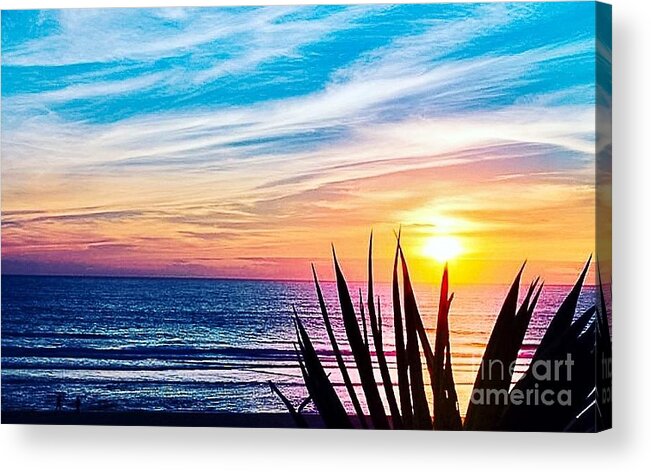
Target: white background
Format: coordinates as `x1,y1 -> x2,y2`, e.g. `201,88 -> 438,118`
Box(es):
1,0 -> 649,470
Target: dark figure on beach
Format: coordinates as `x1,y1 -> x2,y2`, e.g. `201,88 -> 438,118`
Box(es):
75,396 -> 81,413
55,393 -> 63,411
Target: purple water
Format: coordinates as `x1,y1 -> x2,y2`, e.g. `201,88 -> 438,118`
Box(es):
1,274 -> 596,416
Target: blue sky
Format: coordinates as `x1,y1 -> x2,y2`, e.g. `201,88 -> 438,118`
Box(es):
2,4 -> 595,126
0,3 -> 607,282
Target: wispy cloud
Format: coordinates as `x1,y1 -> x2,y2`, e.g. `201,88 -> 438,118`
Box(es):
3,7 -> 296,66
1,3 -> 599,281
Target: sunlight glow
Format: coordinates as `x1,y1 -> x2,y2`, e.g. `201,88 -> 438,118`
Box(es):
422,235 -> 464,262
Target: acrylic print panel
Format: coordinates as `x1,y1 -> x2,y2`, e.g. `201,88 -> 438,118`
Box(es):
0,2 -> 612,431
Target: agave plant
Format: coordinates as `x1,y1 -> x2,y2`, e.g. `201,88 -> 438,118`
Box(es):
270,232 -> 611,431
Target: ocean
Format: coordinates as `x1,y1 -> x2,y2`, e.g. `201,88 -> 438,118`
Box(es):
0,274 -> 596,416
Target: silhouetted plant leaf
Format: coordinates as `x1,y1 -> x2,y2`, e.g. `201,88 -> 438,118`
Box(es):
367,232 -> 403,428
359,288 -> 369,349
400,248 -> 431,429
465,263 -> 529,430
500,257 -> 596,431
537,256 -> 592,358
311,264 -> 368,428
294,312 -> 352,429
392,231 -> 413,428
332,246 -> 389,429
268,381 -> 309,428
431,265 -> 462,430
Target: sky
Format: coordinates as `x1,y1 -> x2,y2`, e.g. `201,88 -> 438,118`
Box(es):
1,3 -> 604,284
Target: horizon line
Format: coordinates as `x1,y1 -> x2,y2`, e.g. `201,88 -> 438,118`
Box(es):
0,271 -> 589,287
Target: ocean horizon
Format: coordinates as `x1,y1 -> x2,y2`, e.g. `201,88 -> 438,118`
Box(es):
1,273 -> 597,416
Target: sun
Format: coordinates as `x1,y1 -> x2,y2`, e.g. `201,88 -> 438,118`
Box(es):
422,235 -> 463,262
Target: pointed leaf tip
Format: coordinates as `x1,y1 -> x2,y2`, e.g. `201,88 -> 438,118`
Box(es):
517,260 -> 527,278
